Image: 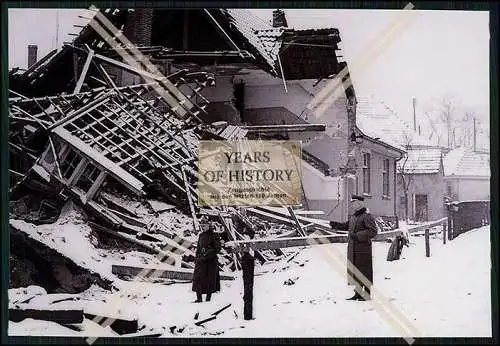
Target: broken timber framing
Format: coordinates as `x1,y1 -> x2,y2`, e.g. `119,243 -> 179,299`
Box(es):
111,264 -> 235,281
227,234 -> 348,251
9,308 -> 84,324
240,124 -> 326,133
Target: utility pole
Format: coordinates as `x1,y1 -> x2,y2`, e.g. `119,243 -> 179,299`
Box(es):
56,10 -> 60,51
473,117 -> 477,152
412,97 -> 417,131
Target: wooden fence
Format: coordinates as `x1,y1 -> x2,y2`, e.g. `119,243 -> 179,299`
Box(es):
447,200 -> 490,239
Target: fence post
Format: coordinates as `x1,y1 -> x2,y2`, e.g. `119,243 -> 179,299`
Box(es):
447,209 -> 453,241
425,228 -> 430,257
443,223 -> 447,245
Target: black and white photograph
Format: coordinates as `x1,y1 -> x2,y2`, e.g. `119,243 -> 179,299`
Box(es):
6,5 -> 492,340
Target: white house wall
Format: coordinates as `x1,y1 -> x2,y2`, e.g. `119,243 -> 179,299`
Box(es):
301,160 -> 347,221
446,177 -> 490,201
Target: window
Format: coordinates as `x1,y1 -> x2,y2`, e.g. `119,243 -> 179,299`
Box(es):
60,149 -> 82,180
362,153 -> 371,194
382,159 -> 390,196
75,163 -> 101,192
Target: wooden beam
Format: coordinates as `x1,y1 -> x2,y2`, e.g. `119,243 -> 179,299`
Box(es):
227,234 -> 347,251
203,9 -> 241,52
73,48 -> 95,94
256,206 -> 334,232
111,264 -> 235,281
94,54 -> 166,82
407,218 -> 447,234
84,171 -> 107,202
182,167 -> 200,233
9,308 -> 84,324
88,221 -> 178,266
287,207 -> 307,237
83,313 -> 138,335
53,127 -> 144,196
47,91 -> 114,131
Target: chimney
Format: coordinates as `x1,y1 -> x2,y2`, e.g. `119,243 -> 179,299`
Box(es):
272,9 -> 288,28
27,44 -> 38,69
123,9 -> 154,46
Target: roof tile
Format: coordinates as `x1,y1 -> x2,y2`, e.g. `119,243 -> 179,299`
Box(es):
443,147 -> 490,177
356,95 -> 437,150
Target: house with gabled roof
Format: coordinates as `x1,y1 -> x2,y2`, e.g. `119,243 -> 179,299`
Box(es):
443,147 -> 490,202
356,95 -> 446,222
95,8 -> 408,223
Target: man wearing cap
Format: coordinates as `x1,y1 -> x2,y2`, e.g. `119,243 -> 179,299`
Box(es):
330,194 -> 378,301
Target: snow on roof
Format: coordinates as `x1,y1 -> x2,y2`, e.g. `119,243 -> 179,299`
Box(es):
356,95 -> 438,151
443,147 -> 490,177
223,9 -> 285,74
397,148 -> 443,174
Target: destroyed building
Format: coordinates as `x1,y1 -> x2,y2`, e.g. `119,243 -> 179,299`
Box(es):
110,9 -> 407,223
11,8 -> 391,298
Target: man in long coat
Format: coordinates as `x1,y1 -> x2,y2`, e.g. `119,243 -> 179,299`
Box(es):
330,195 -> 378,301
192,221 -> 221,302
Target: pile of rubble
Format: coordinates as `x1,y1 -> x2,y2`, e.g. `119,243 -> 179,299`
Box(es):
8,8 -> 350,296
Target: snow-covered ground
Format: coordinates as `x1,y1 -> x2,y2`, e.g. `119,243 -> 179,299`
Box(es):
9,209 -> 492,338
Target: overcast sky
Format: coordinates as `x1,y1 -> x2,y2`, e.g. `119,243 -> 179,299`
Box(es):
8,8 -> 490,132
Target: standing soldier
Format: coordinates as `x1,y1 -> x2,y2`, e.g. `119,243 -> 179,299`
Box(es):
227,211 -> 256,320
330,195 -> 378,301
240,228 -> 256,320
192,220 -> 221,303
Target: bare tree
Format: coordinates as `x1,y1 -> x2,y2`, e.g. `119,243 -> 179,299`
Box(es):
397,131 -> 420,222
437,94 -> 458,149
421,94 -> 480,150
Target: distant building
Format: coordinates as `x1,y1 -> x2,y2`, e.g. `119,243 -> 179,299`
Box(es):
443,147 -> 490,202
355,95 -> 447,222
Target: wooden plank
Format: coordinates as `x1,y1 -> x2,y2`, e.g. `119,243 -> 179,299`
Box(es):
47,91 -> 113,131
94,53 -> 166,82
218,125 -> 235,139
148,200 -> 176,213
240,124 -> 326,133
9,308 -> 84,324
73,49 -> 95,94
194,315 -> 216,326
83,313 -> 138,335
100,194 -> 140,218
293,210 -> 325,215
105,206 -> 147,228
227,127 -> 243,139
235,128 -> 248,138
211,303 -> 231,316
373,229 -> 403,242
111,264 -> 235,281
88,221 -> 178,266
287,206 -> 307,237
83,171 -> 107,203
407,218 -> 447,234
246,208 -> 297,227
182,167 -> 200,233
256,206 -> 333,232
227,234 -> 347,251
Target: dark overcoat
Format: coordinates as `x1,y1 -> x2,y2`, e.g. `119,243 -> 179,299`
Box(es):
330,208 -> 378,287
192,229 -> 221,294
